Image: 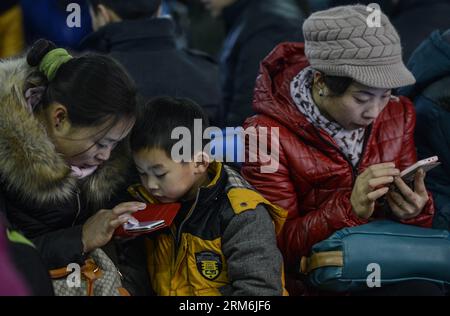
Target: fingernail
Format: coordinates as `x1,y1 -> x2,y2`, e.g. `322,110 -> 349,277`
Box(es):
127,216 -> 139,225
136,203 -> 147,210
118,214 -> 132,222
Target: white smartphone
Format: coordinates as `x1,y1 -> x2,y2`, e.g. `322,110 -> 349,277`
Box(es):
400,156 -> 441,184
123,220 -> 165,233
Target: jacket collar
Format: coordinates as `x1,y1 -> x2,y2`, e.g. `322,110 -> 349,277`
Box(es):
189,162 -> 227,209
0,57 -> 131,207
251,42 -> 393,157
79,17 -> 177,53
197,162 -> 263,209
250,42 -> 335,149
128,162 -> 242,207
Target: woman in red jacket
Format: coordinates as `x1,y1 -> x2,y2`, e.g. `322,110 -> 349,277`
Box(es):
241,5 -> 435,294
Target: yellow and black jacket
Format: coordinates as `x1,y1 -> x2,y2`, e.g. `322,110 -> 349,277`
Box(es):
128,162 -> 287,296
0,1 -> 25,58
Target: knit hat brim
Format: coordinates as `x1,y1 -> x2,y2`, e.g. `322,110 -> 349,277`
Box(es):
303,5 -> 416,89
311,60 -> 416,89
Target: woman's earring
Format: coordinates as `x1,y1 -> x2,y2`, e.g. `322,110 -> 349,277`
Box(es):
319,88 -> 324,97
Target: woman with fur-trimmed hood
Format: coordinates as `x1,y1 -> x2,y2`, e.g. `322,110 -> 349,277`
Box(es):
0,39 -> 145,271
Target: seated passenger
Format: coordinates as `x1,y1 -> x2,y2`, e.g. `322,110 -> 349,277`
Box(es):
241,5 -> 435,294
399,29 -> 450,231
0,39 -> 147,294
81,0 -> 223,127
129,96 -> 287,296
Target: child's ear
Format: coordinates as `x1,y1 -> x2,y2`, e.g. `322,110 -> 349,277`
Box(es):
193,152 -> 210,174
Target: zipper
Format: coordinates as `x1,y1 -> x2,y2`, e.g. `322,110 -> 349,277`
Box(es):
176,190 -> 200,249
168,224 -> 177,287
170,190 -> 201,280
171,190 -> 200,268
72,188 -> 81,226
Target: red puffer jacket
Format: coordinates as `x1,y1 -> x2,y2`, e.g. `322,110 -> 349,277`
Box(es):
241,42 -> 435,273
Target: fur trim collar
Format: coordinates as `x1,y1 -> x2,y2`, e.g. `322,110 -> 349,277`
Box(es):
0,57 -> 131,207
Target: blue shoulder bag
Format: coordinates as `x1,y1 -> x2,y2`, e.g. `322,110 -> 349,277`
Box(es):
300,220 -> 450,292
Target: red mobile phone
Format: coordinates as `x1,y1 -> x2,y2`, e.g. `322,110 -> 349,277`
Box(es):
114,203 -> 181,237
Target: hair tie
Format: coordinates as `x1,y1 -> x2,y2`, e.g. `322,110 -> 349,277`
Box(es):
39,48 -> 73,81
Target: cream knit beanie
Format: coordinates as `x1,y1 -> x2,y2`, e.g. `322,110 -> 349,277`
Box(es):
303,5 -> 415,89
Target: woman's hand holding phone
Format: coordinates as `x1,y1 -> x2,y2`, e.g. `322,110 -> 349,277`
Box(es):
351,162 -> 400,219
387,168 -> 429,220
351,157 -> 436,220
82,202 -> 147,253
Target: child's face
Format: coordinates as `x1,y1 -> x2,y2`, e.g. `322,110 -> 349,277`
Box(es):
133,148 -> 206,203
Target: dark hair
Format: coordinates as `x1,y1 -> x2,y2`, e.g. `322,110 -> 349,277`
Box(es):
130,97 -> 210,159
323,74 -> 354,96
27,39 -> 137,127
88,0 -> 161,20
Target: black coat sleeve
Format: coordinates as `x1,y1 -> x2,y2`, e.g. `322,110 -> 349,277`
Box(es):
8,236 -> 55,295
30,225 -> 86,270
1,185 -> 90,270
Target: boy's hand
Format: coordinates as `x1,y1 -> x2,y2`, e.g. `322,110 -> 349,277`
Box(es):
351,162 -> 399,219
387,169 -> 429,220
81,202 -> 146,253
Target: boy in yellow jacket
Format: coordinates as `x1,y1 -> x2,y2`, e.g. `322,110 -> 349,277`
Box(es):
128,96 -> 287,296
